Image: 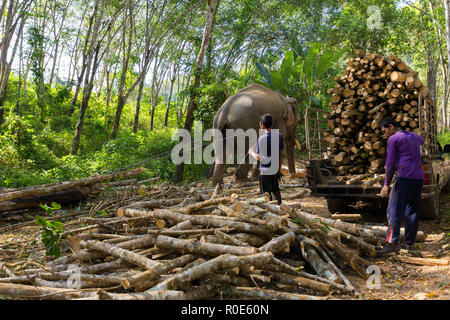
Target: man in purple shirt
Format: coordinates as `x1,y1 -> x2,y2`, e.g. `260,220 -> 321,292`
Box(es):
377,118 -> 425,256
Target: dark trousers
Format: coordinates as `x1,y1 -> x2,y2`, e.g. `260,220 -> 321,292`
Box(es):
259,171 -> 282,205
386,178 -> 423,245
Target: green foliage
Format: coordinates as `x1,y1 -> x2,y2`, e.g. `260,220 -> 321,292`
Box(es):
34,216 -> 64,258
27,26 -> 46,129
439,130 -> 450,146
256,41 -> 347,109
1,0 -> 449,190
195,80 -> 229,128
39,202 -> 62,213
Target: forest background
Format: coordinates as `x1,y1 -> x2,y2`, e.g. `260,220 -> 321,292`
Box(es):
1,0 -> 450,188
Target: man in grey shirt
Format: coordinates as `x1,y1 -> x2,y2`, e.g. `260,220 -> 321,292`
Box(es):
250,114 -> 284,204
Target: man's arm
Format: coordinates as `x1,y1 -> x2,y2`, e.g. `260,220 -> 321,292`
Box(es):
279,148 -> 284,172
249,146 -> 260,162
384,136 -> 398,186
416,131 -> 425,145
279,134 -> 284,171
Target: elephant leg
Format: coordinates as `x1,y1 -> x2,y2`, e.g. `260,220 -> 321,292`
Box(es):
212,162 -> 225,186
212,141 -> 227,186
234,154 -> 252,182
251,162 -> 260,181
285,139 -> 296,177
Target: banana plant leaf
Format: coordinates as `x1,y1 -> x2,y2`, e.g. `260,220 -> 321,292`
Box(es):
270,70 -> 284,92
256,62 -> 273,88
280,50 -> 294,88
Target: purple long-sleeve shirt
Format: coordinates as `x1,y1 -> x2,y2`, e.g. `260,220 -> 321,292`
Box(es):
384,130 -> 424,186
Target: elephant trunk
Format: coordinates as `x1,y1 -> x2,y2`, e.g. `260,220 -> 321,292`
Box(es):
286,139 -> 296,174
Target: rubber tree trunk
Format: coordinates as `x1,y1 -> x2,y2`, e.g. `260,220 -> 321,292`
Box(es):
69,0 -> 102,114
71,4 -> 104,156
443,0 -> 450,128
71,82 -> 95,155
0,0 -> 21,126
173,0 -> 220,183
164,76 -> 176,126
133,77 -> 145,133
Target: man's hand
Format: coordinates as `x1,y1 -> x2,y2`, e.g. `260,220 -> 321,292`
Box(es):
418,130 -> 428,138
379,185 -> 390,198
249,149 -> 260,161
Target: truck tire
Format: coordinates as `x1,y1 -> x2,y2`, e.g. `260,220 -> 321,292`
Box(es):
420,193 -> 439,220
326,198 -> 348,214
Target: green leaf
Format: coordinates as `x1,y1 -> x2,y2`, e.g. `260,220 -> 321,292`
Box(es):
293,56 -> 303,79
269,70 -> 284,92
315,48 -> 347,77
280,50 -> 294,88
51,202 -> 61,210
34,216 -> 64,258
94,210 -> 108,217
291,37 -> 304,59
39,204 -> 51,211
311,96 -> 321,108
255,62 -> 273,88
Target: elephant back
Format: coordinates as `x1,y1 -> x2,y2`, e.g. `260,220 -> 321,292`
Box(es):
213,84 -> 288,136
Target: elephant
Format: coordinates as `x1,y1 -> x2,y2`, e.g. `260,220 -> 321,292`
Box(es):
212,84 -> 301,186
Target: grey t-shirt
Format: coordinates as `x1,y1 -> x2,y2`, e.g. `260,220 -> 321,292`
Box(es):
257,131 -> 284,175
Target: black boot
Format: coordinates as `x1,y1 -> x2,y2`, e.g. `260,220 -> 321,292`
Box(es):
400,242 -> 421,257
273,191 -> 282,205
376,243 -> 400,257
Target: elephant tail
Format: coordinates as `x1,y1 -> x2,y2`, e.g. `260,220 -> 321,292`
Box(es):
214,119 -> 229,144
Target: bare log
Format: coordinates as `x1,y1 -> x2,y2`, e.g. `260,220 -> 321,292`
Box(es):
328,226 -> 377,257
0,282 -> 98,299
0,168 -> 147,203
267,272 -> 331,295
300,242 -> 341,283
214,230 -> 251,247
362,174 -> 385,189
331,214 -> 362,222
315,231 -> 370,279
228,286 -> 324,300
155,235 -> 258,256
80,240 -> 162,270
393,256 -> 449,266
205,273 -> 250,287
119,208 -> 272,235
122,254 -> 197,291
98,290 -> 185,300
148,252 -> 274,291
258,231 -> 296,253
346,174 -> 371,185
183,281 -> 218,300
314,245 -> 357,293
184,196 -> 233,214
49,235 -> 155,270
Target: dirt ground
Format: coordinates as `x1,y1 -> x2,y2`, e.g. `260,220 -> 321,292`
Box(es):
0,176 -> 449,300
300,189 -> 450,300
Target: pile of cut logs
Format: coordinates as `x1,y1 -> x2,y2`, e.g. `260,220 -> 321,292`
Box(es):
1,180 -> 439,300
325,50 -> 434,176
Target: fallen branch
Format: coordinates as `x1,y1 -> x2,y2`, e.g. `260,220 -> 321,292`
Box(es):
228,286 -> 324,300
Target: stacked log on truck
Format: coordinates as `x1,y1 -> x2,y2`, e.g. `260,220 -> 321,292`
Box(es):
325,50 -> 435,177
